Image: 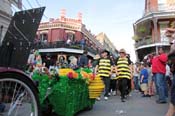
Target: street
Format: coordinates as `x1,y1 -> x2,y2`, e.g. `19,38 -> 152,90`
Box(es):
78,91 -> 169,116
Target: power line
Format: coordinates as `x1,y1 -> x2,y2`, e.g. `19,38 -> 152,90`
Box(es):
43,14 -> 49,20
113,18 -> 137,24
21,4 -> 34,19
26,0 -> 33,9
34,0 -> 49,20
35,0 -> 42,7
22,3 -> 28,10
11,5 -> 17,12
25,0 -> 40,19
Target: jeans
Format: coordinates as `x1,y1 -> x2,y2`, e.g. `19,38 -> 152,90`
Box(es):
153,74 -> 158,95
118,78 -> 130,99
165,76 -> 169,98
154,73 -> 167,102
102,77 -> 110,97
109,80 -> 117,92
133,76 -> 139,90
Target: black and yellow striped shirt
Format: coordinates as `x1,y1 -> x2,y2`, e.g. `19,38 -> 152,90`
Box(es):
97,58 -> 112,77
116,57 -> 131,79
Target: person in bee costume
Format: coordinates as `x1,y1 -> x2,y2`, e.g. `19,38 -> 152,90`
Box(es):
115,49 -> 132,102
95,50 -> 113,100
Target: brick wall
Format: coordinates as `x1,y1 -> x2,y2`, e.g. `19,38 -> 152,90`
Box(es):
145,0 -> 158,13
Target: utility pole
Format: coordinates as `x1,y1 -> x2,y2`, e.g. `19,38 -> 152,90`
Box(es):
153,18 -> 158,55
0,25 -> 3,46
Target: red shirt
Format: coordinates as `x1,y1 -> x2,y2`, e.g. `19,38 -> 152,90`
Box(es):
151,53 -> 167,74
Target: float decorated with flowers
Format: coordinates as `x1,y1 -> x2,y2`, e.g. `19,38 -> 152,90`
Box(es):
32,68 -> 104,116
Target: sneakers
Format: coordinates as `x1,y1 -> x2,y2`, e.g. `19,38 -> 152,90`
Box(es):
112,91 -> 116,96
96,97 -> 101,101
146,95 -> 151,97
156,100 -> 167,104
104,97 -> 108,100
96,96 -> 109,101
142,94 -> 151,97
121,98 -> 126,102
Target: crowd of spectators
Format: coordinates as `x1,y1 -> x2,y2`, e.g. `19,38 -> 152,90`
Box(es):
26,49 -> 96,77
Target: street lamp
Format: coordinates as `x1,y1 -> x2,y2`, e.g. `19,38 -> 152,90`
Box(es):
0,25 -> 3,46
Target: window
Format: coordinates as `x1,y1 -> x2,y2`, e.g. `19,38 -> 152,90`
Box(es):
67,32 -> 75,42
40,33 -> 48,43
159,22 -> 169,42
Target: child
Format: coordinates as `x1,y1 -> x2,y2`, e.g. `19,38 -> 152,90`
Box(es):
109,66 -> 117,96
140,63 -> 150,97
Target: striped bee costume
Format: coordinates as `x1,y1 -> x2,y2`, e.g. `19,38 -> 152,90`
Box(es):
97,58 -> 113,98
98,58 -> 112,77
116,57 -> 131,80
116,56 -> 132,101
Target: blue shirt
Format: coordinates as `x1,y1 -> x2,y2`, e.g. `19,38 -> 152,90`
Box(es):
79,54 -> 88,67
140,68 -> 148,83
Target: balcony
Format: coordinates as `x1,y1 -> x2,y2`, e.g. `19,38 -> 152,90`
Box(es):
33,41 -> 99,55
135,4 -> 175,26
135,37 -> 170,50
135,38 -> 153,48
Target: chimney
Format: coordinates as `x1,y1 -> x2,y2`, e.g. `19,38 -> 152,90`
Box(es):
60,9 -> 66,21
77,12 -> 82,23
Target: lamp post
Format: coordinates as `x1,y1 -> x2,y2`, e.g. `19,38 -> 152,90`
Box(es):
0,25 -> 3,46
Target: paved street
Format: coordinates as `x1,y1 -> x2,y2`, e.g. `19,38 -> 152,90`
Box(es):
78,91 -> 169,116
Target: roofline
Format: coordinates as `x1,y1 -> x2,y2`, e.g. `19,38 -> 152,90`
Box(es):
135,42 -> 170,50
134,11 -> 175,26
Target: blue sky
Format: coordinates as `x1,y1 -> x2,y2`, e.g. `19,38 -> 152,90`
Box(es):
22,0 -> 145,62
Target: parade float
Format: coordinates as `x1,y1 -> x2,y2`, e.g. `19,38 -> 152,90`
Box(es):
32,68 -> 104,116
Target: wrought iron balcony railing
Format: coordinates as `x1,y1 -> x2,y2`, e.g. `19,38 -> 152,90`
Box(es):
135,38 -> 170,48
33,41 -> 99,55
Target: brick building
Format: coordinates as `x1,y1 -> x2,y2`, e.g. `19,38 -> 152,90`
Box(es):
36,10 -> 103,58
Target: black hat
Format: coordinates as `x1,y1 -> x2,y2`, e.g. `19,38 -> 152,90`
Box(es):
101,50 -> 110,55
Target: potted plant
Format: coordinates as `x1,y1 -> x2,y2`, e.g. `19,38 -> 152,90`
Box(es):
138,26 -> 146,33
132,35 -> 139,41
